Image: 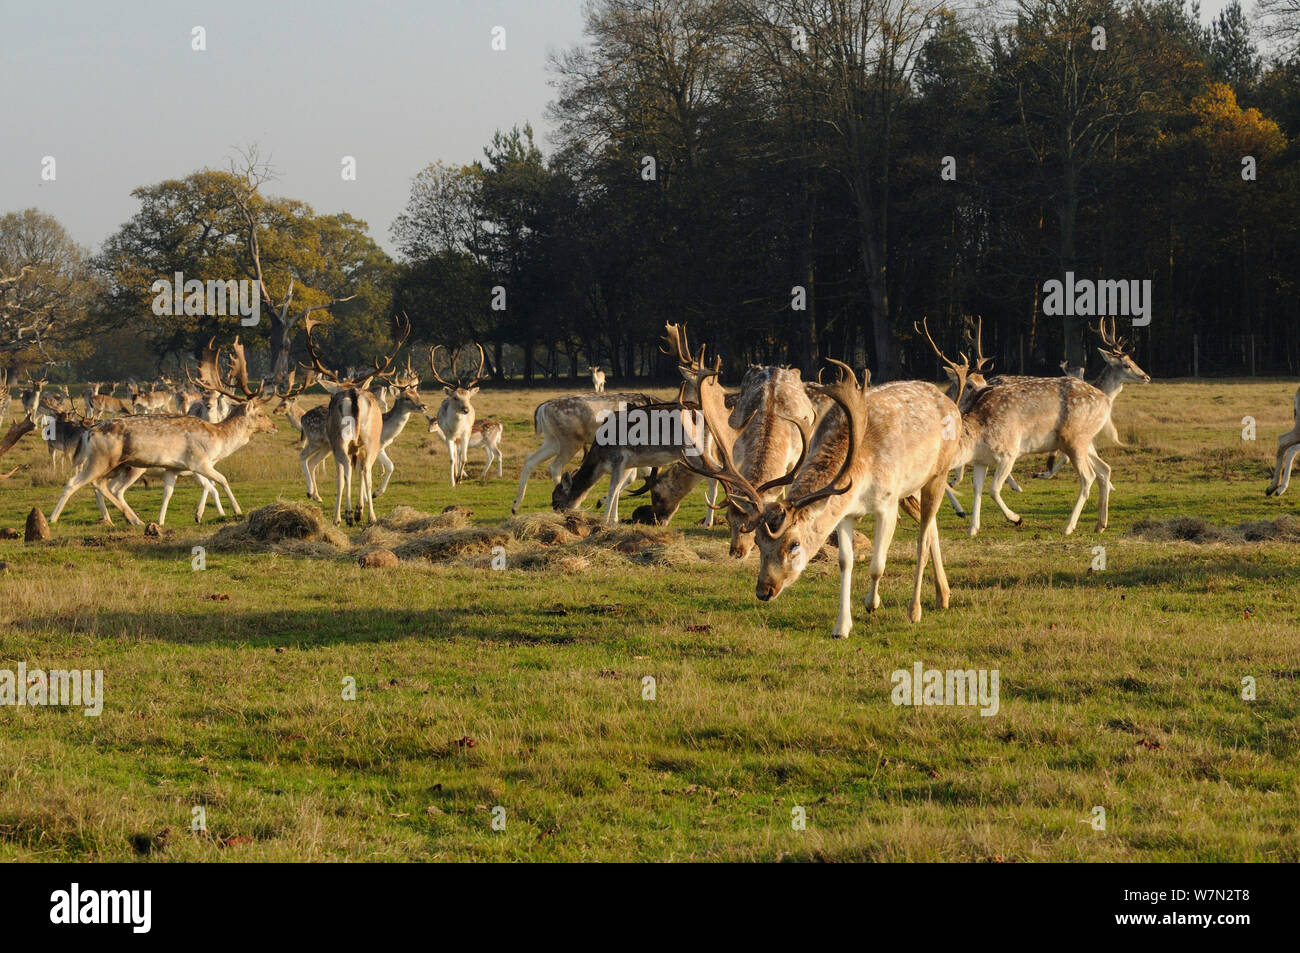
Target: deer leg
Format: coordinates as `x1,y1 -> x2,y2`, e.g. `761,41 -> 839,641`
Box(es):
988,458 -> 1023,526
361,455 -> 377,524
301,449 -> 318,500
376,448 -> 395,496
968,463 -> 988,536
1090,448 -> 1112,532
93,487 -> 112,524
912,479 -> 949,620
1063,445 -> 1096,536
194,462 -> 241,518
944,482 -> 967,518
155,471 -> 178,525
701,479 -> 719,527
1006,473 -> 1023,493
1266,432 -> 1300,495
603,462 -> 627,525
832,518 -> 856,638
50,456 -> 117,524
494,441 -> 503,477
865,506 -> 899,613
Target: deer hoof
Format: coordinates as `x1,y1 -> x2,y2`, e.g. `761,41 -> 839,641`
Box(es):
1011,517 -> 1023,526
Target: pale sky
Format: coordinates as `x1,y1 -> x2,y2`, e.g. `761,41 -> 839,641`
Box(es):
0,0 -> 1243,259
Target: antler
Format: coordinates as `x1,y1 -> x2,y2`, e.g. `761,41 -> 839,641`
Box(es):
368,314 -> 412,382
917,316 -> 970,405
678,374 -> 764,522
302,317 -> 342,383
1094,316 -> 1129,354
429,340 -> 486,390
662,322 -> 721,379
786,360 -> 861,511
964,316 -> 992,372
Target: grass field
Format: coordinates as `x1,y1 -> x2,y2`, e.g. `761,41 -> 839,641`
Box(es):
0,378 -> 1297,861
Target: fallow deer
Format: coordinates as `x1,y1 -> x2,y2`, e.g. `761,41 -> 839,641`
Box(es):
684,364 -> 961,635
48,339 -> 277,526
428,417 -> 503,478
429,343 -> 488,487
1265,384 -> 1300,497
591,366 -> 606,394
305,316 -> 410,525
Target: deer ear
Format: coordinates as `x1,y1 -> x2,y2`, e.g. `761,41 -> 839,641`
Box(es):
444,386 -> 454,395
942,366 -> 959,383
1097,347 -> 1121,366
466,387 -> 479,398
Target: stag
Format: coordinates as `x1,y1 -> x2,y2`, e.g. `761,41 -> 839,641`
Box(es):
304,315 -> 410,525
48,339 -> 276,525
429,343 -> 488,487
684,365 -> 960,635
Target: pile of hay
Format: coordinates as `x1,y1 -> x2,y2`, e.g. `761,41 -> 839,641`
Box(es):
1127,515 -> 1300,544
201,501 -> 735,570
203,501 -> 349,554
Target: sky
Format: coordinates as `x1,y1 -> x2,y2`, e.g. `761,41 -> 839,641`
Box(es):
0,0 -> 1243,259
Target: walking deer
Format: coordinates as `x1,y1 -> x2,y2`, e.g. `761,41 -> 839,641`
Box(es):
1265,384 -> 1300,497
48,339 -> 277,526
429,417 -> 503,478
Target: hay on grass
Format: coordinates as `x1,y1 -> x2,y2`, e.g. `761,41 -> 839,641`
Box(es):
1127,515 -> 1300,544
392,526 -> 510,563
203,501 -> 348,553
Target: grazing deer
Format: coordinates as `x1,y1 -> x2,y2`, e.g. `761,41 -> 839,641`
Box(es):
927,335 -> 1115,536
1033,319 -> 1149,480
1265,384 -> 1300,497
84,383 -> 134,419
685,364 -> 960,635
305,316 -> 410,525
551,399 -> 707,523
429,417 -> 503,478
429,343 -> 488,487
626,464 -> 703,525
591,366 -> 606,394
48,340 -> 276,526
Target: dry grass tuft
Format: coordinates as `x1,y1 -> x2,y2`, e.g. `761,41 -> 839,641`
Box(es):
392,526 -> 511,562
203,501 -> 349,553
1127,515 -> 1300,544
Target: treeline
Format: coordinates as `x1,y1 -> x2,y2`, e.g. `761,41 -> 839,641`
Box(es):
392,0 -> 1300,381
4,0 -> 1298,386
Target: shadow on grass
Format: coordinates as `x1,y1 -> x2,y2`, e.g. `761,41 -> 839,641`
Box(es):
14,606 -> 601,649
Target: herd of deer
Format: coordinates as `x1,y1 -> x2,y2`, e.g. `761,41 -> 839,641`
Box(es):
4,315 -> 1300,638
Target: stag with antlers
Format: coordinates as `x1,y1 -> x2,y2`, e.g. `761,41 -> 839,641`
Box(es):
304,315 -> 410,525
48,338 -> 278,525
429,343 -> 488,487
683,362 -> 960,635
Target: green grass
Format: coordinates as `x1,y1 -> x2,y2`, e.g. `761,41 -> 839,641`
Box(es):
0,378 -> 1297,861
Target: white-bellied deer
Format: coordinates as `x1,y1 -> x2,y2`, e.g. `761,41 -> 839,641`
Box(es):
429,343 -> 488,487
20,375 -> 47,421
1033,318 -> 1149,480
929,338 -> 1116,536
304,315 -> 410,525
551,399 -> 706,523
39,408 -> 89,472
48,339 -> 277,526
591,366 -> 606,393
128,382 -> 174,415
684,365 -> 960,635
429,417 -> 503,478
1265,384 -> 1300,497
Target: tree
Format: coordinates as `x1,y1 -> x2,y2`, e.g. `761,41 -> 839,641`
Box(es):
0,209 -> 95,370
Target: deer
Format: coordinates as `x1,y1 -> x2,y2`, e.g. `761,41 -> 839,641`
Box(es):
591,366 -> 606,394
551,398 -> 708,523
684,362 -> 960,635
1031,319 -> 1150,480
39,408 -> 89,473
428,417 -> 503,478
20,375 -> 47,421
663,330 -> 815,555
304,315 -> 410,525
84,384 -> 134,419
128,381 -> 175,414
1265,384 -> 1300,497
48,339 -> 277,526
924,330 -> 1116,537
429,343 -> 489,487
